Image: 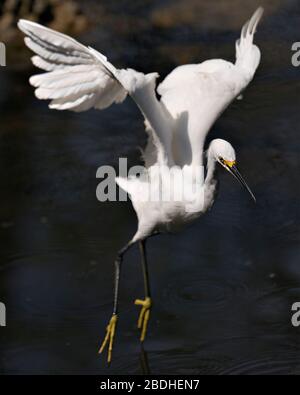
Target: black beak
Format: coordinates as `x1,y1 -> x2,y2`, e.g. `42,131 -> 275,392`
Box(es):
227,165 -> 256,203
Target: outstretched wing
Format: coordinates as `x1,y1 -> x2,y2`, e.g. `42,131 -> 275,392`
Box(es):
18,19 -> 174,165
158,7 -> 264,167
18,20 -> 128,112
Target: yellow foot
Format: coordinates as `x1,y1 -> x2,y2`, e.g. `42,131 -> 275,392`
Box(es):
134,297 -> 152,342
98,314 -> 118,363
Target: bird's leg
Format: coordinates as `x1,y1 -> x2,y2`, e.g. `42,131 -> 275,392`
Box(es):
135,239 -> 152,342
99,242 -> 132,363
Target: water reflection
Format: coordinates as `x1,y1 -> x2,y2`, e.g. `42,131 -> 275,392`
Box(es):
140,345 -> 151,375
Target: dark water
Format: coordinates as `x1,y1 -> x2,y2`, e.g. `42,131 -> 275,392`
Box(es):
0,0 -> 300,375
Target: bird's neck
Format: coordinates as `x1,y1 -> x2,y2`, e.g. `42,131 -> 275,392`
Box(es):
205,149 -> 218,186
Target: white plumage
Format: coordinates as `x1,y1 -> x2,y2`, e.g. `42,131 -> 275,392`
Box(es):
19,20 -> 128,112
18,7 -> 263,361
18,7 -> 262,238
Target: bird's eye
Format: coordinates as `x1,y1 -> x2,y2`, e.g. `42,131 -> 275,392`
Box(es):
219,157 -> 225,164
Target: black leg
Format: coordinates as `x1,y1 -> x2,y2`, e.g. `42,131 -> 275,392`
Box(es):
99,241 -> 133,363
113,242 -> 132,315
135,238 -> 152,342
139,239 -> 151,299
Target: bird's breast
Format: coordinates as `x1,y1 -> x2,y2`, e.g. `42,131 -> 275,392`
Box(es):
127,167 -> 218,236
155,198 -> 207,234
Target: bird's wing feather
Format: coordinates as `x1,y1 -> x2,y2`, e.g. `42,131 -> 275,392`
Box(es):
18,19 -> 174,165
235,6 -> 264,77
158,7 -> 263,167
18,20 -> 128,112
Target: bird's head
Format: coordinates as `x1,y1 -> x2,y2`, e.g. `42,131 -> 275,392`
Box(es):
209,139 -> 256,202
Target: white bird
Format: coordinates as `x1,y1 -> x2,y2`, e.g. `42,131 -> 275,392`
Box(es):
18,6 -> 263,363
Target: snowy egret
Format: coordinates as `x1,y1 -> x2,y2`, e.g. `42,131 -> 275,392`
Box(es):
18,6 -> 263,363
